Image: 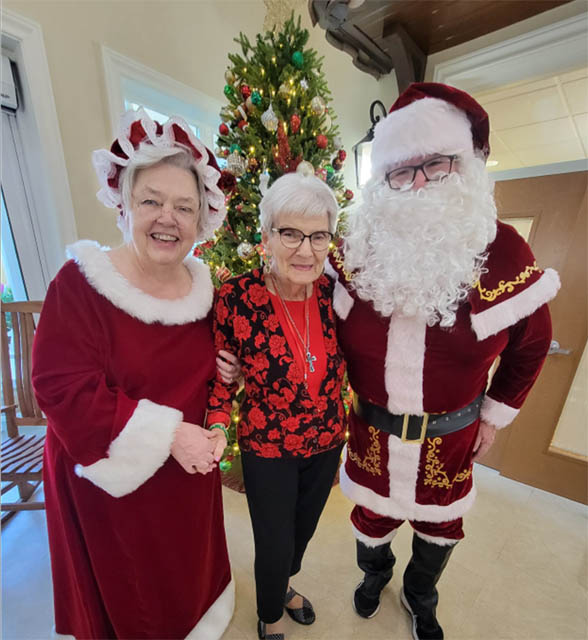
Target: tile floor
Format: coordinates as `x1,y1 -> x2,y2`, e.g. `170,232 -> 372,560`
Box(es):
2,464 -> 587,640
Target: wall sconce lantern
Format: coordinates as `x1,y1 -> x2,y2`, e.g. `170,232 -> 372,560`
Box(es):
352,100 -> 387,189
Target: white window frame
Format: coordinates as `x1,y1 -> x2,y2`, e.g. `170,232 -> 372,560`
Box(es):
101,45 -> 223,150
1,9 -> 77,291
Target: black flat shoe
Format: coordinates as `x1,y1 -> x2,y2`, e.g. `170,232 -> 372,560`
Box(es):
284,586 -> 316,625
257,619 -> 285,640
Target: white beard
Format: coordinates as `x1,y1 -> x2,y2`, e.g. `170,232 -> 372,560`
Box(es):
344,156 -> 497,327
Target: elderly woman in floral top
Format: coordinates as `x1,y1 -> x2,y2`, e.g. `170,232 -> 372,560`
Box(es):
208,172 -> 346,640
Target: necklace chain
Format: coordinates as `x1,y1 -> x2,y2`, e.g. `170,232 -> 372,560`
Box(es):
270,275 -> 316,381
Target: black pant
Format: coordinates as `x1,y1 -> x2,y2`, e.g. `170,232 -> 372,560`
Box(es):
241,445 -> 343,623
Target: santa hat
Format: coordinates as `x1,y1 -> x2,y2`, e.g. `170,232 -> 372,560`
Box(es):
371,83 -> 490,178
92,108 -> 226,241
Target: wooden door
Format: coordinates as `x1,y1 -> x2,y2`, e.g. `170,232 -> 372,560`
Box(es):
479,171 -> 588,504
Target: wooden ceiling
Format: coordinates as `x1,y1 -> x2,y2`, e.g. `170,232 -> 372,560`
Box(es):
309,0 -> 574,90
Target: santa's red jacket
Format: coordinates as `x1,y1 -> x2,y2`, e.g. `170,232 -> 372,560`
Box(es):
327,221 -> 559,523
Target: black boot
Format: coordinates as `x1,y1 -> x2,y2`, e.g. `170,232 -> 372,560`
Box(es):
353,540 -> 396,618
401,534 -> 455,640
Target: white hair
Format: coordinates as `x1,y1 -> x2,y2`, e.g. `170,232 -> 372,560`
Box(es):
118,143 -> 209,242
344,154 -> 497,327
259,173 -> 338,234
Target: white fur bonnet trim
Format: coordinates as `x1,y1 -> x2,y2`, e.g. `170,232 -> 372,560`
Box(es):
92,108 -> 226,241
371,98 -> 474,178
67,240 -> 214,325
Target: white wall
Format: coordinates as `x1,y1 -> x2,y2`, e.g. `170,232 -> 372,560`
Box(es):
3,0 -> 397,249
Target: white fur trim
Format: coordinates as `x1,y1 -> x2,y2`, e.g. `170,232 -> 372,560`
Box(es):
385,314 -> 426,414
75,399 -> 182,497
371,98 -> 474,178
351,523 -> 398,548
67,240 -> 214,325
413,530 -> 459,547
185,578 -> 235,640
340,445 -> 477,523
471,268 -> 560,341
480,396 -> 519,429
324,259 -> 355,319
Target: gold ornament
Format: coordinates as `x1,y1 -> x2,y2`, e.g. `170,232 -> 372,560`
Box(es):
278,83 -> 290,98
310,96 -> 326,116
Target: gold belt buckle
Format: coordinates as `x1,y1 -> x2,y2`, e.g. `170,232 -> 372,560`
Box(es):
401,412 -> 429,444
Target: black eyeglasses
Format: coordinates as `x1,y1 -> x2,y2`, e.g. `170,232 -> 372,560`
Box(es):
271,227 -> 333,251
386,155 -> 458,191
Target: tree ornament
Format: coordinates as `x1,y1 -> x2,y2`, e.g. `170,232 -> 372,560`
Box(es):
216,266 -> 232,283
300,78 -> 309,91
338,149 -> 347,161
251,91 -> 262,106
238,120 -> 248,130
278,83 -> 290,98
259,171 -> 271,196
332,158 -> 343,171
245,96 -> 255,112
227,151 -> 247,176
333,135 -> 343,149
323,114 -> 332,131
345,189 -> 354,200
296,160 -> 314,176
224,84 -> 235,98
261,104 -> 279,132
236,204 -> 243,212
290,113 -> 301,134
326,164 -> 334,177
230,143 -> 242,154
253,231 -> 262,243
316,134 -> 328,149
219,123 -> 229,136
219,459 -> 232,472
292,51 -> 304,68
223,148 -> 230,157
224,69 -> 235,84
235,104 -> 248,121
240,84 -> 251,99
237,241 -> 254,259
310,96 -> 326,116
248,157 -> 259,172
315,168 -> 327,181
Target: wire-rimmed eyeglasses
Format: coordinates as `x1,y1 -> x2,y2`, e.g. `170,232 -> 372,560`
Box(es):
271,227 -> 333,251
386,155 -> 458,191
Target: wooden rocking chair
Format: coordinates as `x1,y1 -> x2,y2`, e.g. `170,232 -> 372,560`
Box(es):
1,301 -> 46,523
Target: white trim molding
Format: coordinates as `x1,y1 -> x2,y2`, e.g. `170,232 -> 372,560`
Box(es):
433,15 -> 588,94
1,9 -> 78,286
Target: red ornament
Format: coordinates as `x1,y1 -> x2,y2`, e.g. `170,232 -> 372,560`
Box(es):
344,189 -> 354,200
216,266 -> 232,283
316,134 -> 328,149
223,148 -> 230,157
290,113 -> 301,134
236,204 -> 243,212
315,168 -> 327,182
240,84 -> 251,99
219,123 -> 229,136
238,120 -> 248,130
338,149 -> 347,162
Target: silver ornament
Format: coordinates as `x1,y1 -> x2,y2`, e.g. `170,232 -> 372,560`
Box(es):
333,135 -> 343,150
296,160 -> 314,177
310,96 -> 326,116
224,69 -> 235,84
323,114 -> 332,131
227,151 -> 247,177
300,78 -> 309,91
261,103 -> 279,132
237,241 -> 254,259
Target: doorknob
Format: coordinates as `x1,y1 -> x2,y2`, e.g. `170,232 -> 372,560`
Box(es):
548,340 -> 572,355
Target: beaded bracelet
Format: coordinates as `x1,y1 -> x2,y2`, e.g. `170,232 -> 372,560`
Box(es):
209,423 -> 229,440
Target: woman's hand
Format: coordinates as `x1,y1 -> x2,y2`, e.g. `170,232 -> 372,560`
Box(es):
171,422 -> 217,474
208,429 -> 228,462
217,350 -> 242,385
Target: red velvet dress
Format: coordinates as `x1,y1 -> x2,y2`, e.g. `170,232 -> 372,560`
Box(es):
327,222 -> 558,535
32,241 -> 233,639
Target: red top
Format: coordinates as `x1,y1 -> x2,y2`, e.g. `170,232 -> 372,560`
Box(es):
208,269 -> 346,458
268,286 -> 327,402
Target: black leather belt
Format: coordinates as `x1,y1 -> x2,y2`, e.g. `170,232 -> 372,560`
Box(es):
352,394 -> 484,444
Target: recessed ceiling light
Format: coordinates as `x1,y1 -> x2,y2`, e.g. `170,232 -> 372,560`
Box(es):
486,160 -> 499,167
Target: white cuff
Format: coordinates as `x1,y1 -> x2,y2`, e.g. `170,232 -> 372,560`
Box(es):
480,396 -> 519,429
75,399 -> 182,497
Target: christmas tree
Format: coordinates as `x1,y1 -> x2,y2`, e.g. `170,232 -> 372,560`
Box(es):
198,14 -> 354,477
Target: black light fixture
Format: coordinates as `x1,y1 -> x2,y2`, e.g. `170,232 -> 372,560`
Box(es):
353,100 -> 387,188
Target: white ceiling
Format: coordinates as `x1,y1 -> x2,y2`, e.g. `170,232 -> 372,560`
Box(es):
474,67 -> 588,172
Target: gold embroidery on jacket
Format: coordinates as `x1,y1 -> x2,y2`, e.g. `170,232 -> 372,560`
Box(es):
423,437 -> 472,489
331,245 -> 353,282
348,426 -> 381,476
474,262 -> 541,303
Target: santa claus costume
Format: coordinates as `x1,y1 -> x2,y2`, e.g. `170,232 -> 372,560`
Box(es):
327,84 -> 559,639
32,111 -> 233,639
